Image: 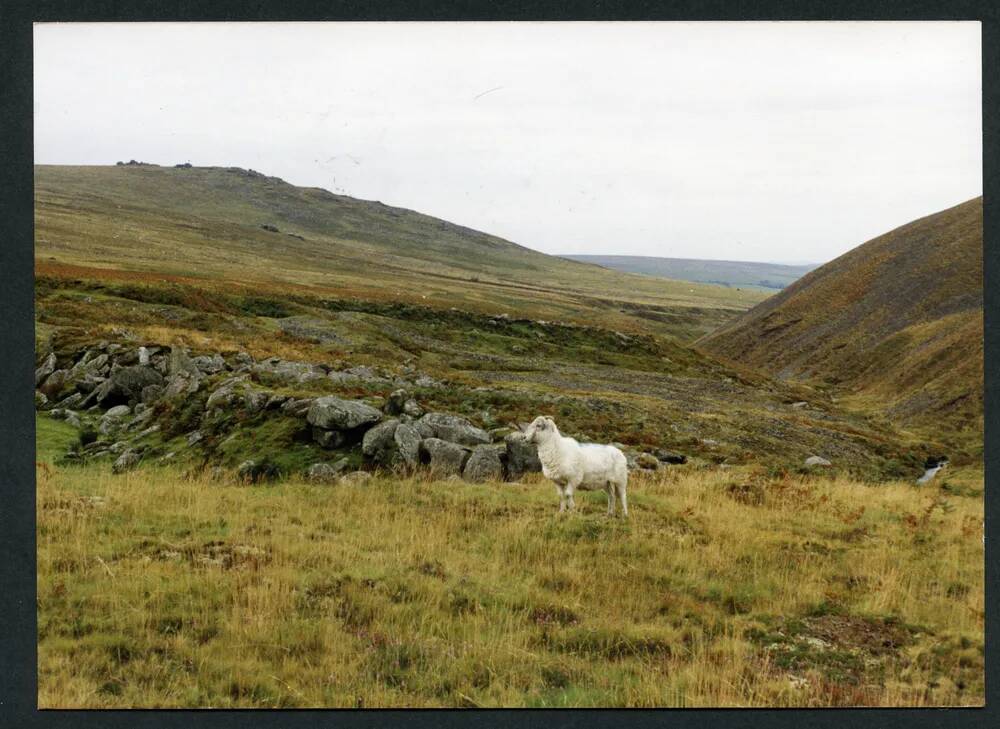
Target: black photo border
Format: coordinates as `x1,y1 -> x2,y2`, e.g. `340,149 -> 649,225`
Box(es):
1,2 -> 996,728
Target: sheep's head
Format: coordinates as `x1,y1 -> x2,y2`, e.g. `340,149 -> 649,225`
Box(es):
523,416 -> 557,444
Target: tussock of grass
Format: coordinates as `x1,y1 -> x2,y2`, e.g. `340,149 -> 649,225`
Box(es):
37,462 -> 983,708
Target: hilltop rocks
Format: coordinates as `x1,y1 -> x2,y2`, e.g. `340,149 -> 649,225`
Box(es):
418,412 -> 490,446
463,445 -> 504,483
420,438 -> 470,476
308,396 -> 382,431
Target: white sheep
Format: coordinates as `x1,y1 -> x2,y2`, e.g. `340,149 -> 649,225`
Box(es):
522,416 -> 628,517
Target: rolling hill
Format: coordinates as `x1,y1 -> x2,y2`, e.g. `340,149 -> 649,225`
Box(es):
561,255 -> 818,290
34,165 -> 768,341
698,198 -> 983,446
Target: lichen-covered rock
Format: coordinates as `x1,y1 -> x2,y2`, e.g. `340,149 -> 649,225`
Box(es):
168,346 -> 200,376
306,459 -> 350,484
96,365 -> 165,407
307,396 -> 382,431
281,397 -> 314,417
654,449 -> 687,465
504,432 -> 542,480
340,471 -> 372,486
394,423 -> 423,468
192,353 -> 227,374
34,390 -> 49,409
463,445 -> 504,483
418,412 -> 490,446
38,369 -> 69,398
362,419 -> 400,465
35,352 -> 57,387
112,449 -> 141,474
243,389 -> 269,415
237,460 -> 280,484
804,455 -> 832,467
385,389 -> 408,416
420,437 -> 470,476
636,452 -> 660,470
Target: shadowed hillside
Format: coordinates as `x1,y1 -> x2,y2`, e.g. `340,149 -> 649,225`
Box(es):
561,255 -> 818,291
35,165 -> 768,341
699,198 -> 983,446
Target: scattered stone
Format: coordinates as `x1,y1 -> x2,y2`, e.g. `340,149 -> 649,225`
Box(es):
237,460 -> 279,484
504,432 -> 542,480
362,419 -> 400,465
306,460 -> 350,484
96,365 -> 165,407
38,369 -> 69,398
243,389 -> 269,415
463,445 -> 504,483
186,430 -> 204,446
385,389 -> 409,416
168,347 -> 200,377
34,390 -> 48,409
804,455 -> 832,467
112,449 -> 141,474
636,452 -> 660,470
420,437 -> 471,476
339,471 -> 372,486
394,423 -> 423,467
791,401 -> 808,409
64,412 -> 81,429
105,405 -> 131,418
192,353 -> 227,374
654,449 -> 687,465
138,346 -> 150,365
307,396 -> 382,431
280,397 -> 314,417
35,352 -> 57,387
418,412 -> 490,446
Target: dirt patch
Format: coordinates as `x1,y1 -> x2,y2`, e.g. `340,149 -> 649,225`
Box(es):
801,615 -> 915,656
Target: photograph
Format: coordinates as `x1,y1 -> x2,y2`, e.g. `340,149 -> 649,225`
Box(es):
32,20 -> 983,708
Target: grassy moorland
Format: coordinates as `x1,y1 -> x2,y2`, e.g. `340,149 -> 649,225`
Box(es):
35,164 -> 767,341
700,197 -> 983,451
34,164 -> 983,708
36,421 -> 983,708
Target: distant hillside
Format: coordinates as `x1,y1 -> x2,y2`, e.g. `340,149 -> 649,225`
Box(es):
34,165 -> 767,341
699,198 -> 983,445
561,255 -> 818,290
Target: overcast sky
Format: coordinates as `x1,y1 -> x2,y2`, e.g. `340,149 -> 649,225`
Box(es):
34,22 -> 981,264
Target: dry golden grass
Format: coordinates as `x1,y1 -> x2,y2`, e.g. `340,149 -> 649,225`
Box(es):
37,456 -> 983,708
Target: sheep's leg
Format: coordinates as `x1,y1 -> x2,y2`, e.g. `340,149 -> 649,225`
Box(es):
554,483 -> 566,514
564,479 -> 581,512
606,485 -> 616,516
616,481 -> 628,518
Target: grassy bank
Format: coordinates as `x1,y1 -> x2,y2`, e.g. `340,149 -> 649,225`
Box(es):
37,451 -> 983,707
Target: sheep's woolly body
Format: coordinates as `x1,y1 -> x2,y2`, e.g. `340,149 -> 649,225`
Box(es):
524,416 -> 628,516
